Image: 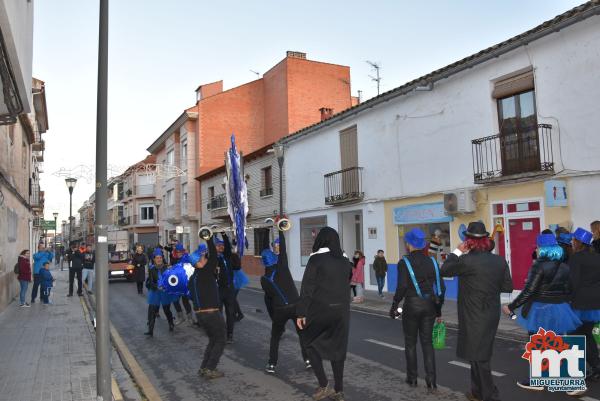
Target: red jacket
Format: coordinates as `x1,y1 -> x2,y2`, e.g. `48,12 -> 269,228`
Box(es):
17,255 -> 32,282
351,257 -> 365,285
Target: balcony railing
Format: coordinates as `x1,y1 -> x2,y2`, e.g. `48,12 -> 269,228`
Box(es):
324,166 -> 364,206
207,194 -> 227,210
472,123 -> 554,184
260,187 -> 273,197
118,216 -> 130,226
134,214 -> 156,225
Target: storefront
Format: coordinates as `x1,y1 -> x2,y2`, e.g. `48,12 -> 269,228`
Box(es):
388,201 -> 458,299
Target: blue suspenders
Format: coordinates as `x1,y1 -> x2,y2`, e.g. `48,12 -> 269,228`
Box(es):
403,256 -> 442,298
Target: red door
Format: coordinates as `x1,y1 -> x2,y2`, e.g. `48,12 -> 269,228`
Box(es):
508,217 -> 540,290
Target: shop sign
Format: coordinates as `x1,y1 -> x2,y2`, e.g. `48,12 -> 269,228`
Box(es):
393,202 -> 453,225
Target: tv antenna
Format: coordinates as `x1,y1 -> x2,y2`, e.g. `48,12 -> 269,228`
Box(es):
249,69 -> 260,78
366,60 -> 381,95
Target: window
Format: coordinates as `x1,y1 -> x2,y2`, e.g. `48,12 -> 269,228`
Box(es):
181,183 -> 188,212
181,141 -> 187,169
167,190 -> 174,206
166,149 -> 175,166
260,166 -> 273,197
208,186 -> 215,200
22,142 -> 27,169
140,205 -> 154,221
254,228 -> 271,255
300,216 -> 327,265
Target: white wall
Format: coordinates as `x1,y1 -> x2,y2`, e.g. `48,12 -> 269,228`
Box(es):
284,16 -> 600,214
569,175 -> 600,229
0,0 -> 34,113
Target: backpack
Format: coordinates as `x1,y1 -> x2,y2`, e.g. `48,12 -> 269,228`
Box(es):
13,262 -> 20,275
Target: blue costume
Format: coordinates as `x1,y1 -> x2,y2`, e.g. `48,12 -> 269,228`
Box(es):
144,249 -> 176,336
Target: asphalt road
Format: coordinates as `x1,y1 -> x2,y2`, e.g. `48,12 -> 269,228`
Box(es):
108,280 -> 600,401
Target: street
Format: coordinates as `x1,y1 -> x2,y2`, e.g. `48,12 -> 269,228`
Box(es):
108,281 -> 600,401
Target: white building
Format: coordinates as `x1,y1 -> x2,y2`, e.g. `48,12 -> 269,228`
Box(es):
280,2 -> 600,298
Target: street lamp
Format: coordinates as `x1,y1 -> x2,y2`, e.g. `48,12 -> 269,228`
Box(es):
273,143 -> 285,216
65,177 -> 77,248
154,198 -> 162,244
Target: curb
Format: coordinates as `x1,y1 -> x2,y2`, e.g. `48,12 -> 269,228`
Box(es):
83,291 -> 163,401
79,296 -> 125,401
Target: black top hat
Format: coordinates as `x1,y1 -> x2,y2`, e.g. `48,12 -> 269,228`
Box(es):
465,221 -> 489,238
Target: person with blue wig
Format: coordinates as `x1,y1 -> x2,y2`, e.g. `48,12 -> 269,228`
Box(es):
169,243 -> 194,326
502,232 -> 580,392
144,248 -> 177,336
569,227 -> 600,390
260,229 -> 310,374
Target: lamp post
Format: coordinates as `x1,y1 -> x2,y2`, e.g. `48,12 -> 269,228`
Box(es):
154,198 -> 162,245
273,144 -> 285,216
61,220 -> 67,271
65,178 -> 77,248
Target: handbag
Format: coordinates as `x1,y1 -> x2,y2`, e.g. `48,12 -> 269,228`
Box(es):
433,321 -> 446,350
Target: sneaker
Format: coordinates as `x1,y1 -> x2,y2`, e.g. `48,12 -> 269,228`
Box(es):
312,385 -> 334,400
20,303 -> 31,308
305,360 -> 312,369
329,392 -> 345,401
265,364 -> 276,374
198,368 -> 208,376
516,380 -> 544,391
204,369 -> 224,380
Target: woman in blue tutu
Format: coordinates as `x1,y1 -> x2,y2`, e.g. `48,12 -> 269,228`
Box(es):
569,227 -> 600,388
144,248 -> 177,336
502,233 -> 581,391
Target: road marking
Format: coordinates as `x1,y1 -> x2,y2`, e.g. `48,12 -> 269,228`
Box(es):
365,339 -> 405,351
582,397 -> 600,401
448,361 -> 506,377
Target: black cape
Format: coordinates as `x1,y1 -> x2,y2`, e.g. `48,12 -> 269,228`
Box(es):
297,227 -> 352,361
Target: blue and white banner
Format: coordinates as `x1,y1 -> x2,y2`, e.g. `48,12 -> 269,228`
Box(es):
225,135 -> 249,256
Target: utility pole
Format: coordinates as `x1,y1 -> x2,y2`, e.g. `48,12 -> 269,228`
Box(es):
94,0 -> 111,399
366,60 -> 381,96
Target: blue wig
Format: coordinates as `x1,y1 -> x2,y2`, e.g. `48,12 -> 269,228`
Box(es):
538,245 -> 564,261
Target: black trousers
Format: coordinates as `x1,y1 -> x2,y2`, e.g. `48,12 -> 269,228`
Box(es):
69,268 -> 83,296
308,348 -> 345,392
268,304 -> 308,365
402,296 -> 437,384
173,297 -> 192,314
234,290 -> 243,318
470,360 -> 499,401
219,288 -> 235,336
197,311 -> 226,370
31,274 -> 41,302
574,322 -> 600,370
136,281 -> 144,294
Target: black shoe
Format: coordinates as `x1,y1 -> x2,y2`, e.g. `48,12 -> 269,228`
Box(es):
77,293 -> 83,297
144,331 -> 153,337
265,363 -> 276,374
31,300 -> 35,303
235,314 -> 244,322
405,379 -> 417,388
426,381 -> 437,393
227,335 -> 234,344
66,294 -> 73,297
169,322 -> 175,332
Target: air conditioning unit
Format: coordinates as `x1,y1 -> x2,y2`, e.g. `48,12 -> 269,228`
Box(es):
444,189 -> 476,214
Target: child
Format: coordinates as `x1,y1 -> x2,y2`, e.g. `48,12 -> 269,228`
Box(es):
40,262 -> 55,304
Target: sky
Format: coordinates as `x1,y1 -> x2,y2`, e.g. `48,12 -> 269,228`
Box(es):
33,0 -> 584,225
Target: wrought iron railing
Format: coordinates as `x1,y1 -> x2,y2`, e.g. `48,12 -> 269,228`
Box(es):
207,194 -> 227,210
324,166 -> 364,205
472,123 -> 553,183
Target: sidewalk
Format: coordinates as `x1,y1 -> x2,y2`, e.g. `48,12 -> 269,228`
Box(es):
0,266 -> 136,401
245,275 -> 528,341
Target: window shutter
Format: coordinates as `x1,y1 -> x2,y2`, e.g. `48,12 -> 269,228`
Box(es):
339,126 -> 358,170
492,69 -> 534,99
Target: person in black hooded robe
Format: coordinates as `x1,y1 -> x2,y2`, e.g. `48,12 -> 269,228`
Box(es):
296,227 -> 352,401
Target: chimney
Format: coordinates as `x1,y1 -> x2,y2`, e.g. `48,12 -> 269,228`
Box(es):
320,107 -> 333,121
286,50 -> 307,60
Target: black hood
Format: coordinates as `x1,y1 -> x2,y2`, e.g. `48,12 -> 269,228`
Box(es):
312,226 -> 343,258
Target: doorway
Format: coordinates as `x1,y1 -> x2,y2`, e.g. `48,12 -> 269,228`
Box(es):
508,217 -> 540,290
338,210 -> 363,256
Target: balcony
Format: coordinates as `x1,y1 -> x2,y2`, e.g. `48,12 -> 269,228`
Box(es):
260,187 -> 273,197
31,139 -> 45,152
133,214 -> 156,226
472,124 -> 554,184
118,216 -> 130,226
324,167 -> 364,206
207,194 -> 229,219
